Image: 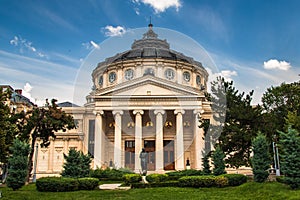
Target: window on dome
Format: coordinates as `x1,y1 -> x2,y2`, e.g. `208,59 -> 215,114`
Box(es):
183,71 -> 190,82
144,68 -> 155,76
109,72 -> 117,83
98,75 -> 103,86
196,75 -> 201,85
165,69 -> 175,80
125,69 -> 134,80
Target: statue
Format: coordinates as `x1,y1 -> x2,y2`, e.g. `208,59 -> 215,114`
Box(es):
139,148 -> 148,175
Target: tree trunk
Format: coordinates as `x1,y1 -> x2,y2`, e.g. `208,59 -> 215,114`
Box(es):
26,135 -> 36,183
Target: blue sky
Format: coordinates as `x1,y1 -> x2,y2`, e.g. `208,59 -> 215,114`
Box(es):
0,0 -> 299,105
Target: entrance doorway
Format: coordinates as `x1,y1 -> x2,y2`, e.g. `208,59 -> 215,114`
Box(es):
144,140 -> 155,171
163,140 -> 175,170
125,141 -> 135,170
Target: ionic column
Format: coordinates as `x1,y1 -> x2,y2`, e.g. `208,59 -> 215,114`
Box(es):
93,110 -> 104,169
133,110 -> 144,172
112,110 -> 123,169
174,109 -> 185,170
194,109 -> 205,170
154,109 -> 165,172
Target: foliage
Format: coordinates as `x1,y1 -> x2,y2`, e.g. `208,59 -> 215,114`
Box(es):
78,178 -> 99,190
261,81 -> 300,136
90,167 -> 134,181
12,99 -> 76,182
202,152 -> 212,175
285,111 -> 300,132
36,177 -> 79,192
166,169 -> 204,180
61,148 -> 91,178
222,174 -> 248,186
178,176 -> 228,188
122,174 -> 142,185
207,77 -> 261,168
251,133 -> 271,183
6,139 -> 30,190
278,127 -> 300,189
146,174 -> 168,183
212,146 -> 226,176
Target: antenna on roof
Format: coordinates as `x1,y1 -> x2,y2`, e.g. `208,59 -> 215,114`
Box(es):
148,16 -> 153,28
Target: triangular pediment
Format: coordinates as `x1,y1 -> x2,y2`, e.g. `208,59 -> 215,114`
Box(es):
96,75 -> 201,97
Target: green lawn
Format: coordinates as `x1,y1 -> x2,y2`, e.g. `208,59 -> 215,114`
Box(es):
0,182 -> 299,200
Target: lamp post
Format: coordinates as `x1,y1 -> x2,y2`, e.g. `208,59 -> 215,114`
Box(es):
272,141 -> 280,176
32,143 -> 38,182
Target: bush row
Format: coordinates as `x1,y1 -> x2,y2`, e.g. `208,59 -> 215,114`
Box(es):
90,168 -> 134,181
131,181 -> 180,189
36,177 -> 99,192
166,169 -> 204,180
123,174 -> 142,185
178,176 -> 228,188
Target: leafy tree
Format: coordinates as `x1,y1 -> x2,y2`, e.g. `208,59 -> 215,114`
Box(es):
252,133 -> 271,182
261,81 -> 300,141
20,99 -> 76,182
278,127 -> 300,189
285,111 -> 300,132
206,77 -> 261,168
212,145 -> 226,176
6,139 -> 30,190
61,148 -> 92,178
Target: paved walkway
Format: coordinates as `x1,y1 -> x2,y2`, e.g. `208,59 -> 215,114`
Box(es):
99,183 -> 130,190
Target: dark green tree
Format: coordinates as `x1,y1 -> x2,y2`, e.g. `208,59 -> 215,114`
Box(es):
206,77 -> 261,168
212,145 -> 226,176
202,151 -> 212,175
20,99 -> 76,182
6,139 -> 30,190
61,148 -> 91,178
278,127 -> 300,189
252,133 -> 270,182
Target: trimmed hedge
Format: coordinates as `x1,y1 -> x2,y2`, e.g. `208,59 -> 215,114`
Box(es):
146,174 -> 168,183
222,174 -> 248,186
90,168 -> 134,181
78,178 -> 99,190
36,177 -> 79,192
178,176 -> 228,188
166,169 -> 204,180
122,174 -> 142,185
36,177 -> 99,192
131,181 -> 179,189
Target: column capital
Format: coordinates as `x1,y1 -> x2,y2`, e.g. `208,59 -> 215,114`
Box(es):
93,110 -> 104,116
193,109 -> 204,115
174,109 -> 185,115
112,110 -> 124,116
154,109 -> 165,115
133,110 -> 144,115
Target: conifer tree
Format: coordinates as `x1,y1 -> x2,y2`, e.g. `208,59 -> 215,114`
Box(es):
252,133 -> 270,182
61,148 -> 91,178
6,139 -> 30,190
278,127 -> 300,189
212,146 -> 226,176
202,152 -> 212,175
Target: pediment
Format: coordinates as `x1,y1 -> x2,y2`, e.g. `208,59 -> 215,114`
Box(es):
96,76 -> 200,97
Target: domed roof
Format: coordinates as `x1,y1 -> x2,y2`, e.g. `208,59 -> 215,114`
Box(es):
97,25 -> 203,68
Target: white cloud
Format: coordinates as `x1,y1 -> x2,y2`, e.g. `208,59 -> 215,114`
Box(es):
9,35 -> 47,58
82,41 -> 100,50
104,25 -> 127,37
263,59 -> 291,71
133,0 -> 181,13
90,41 -> 100,49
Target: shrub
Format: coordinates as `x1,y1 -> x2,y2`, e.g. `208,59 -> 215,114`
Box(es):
166,169 -> 204,180
276,176 -> 286,184
78,178 -> 99,190
146,174 -> 168,183
90,168 -> 134,181
178,176 -> 216,188
214,176 -> 229,187
36,177 -> 79,192
222,174 -> 247,186
130,182 -> 149,189
212,146 -> 226,176
123,174 -> 142,185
